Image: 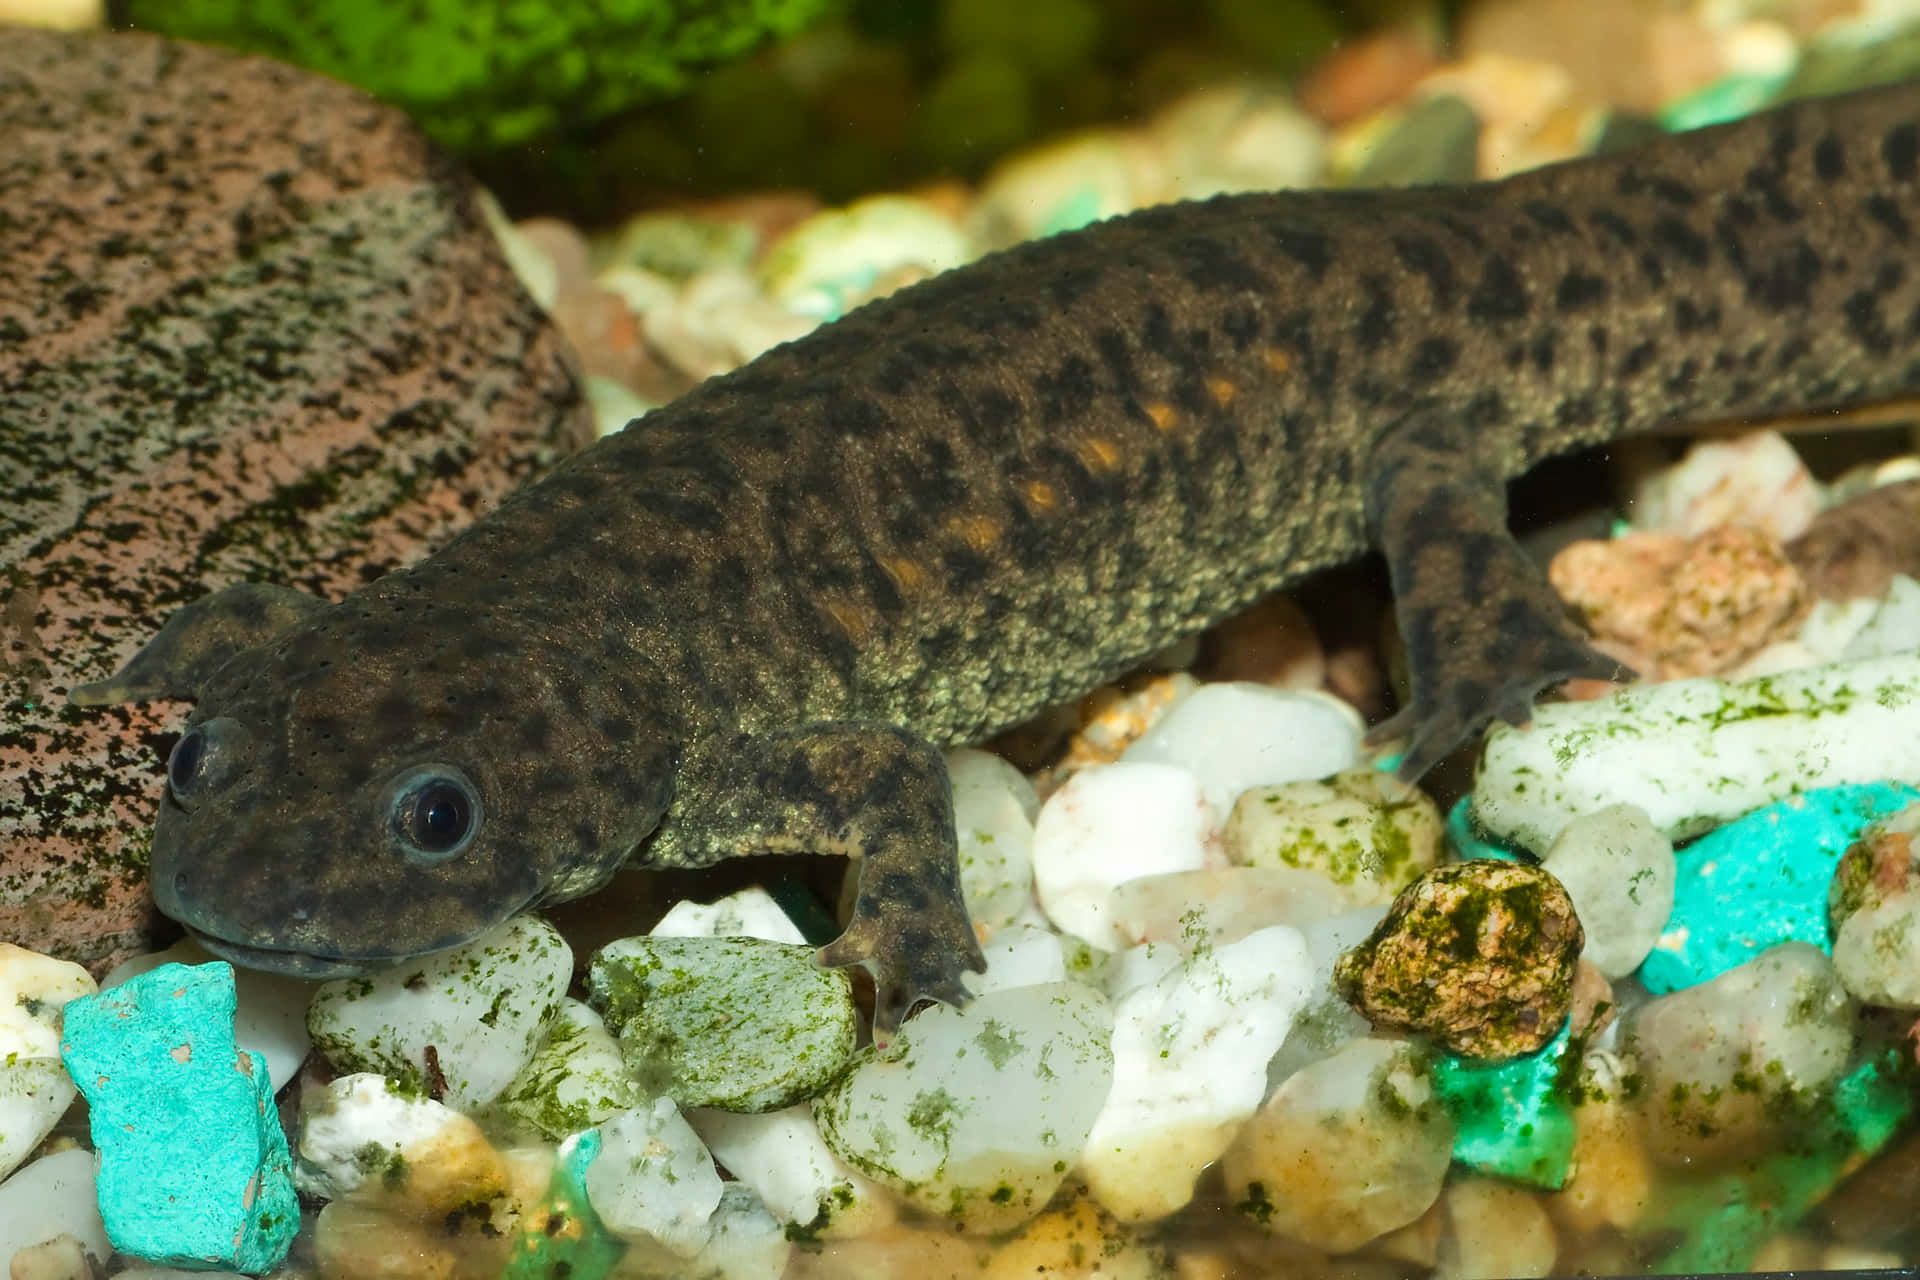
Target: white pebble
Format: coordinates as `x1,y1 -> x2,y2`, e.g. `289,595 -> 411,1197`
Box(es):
1540,804 -> 1676,979
1101,941 -> 1185,1002
0,1150 -> 107,1272
698,1183 -> 791,1280
104,938 -> 310,1094
652,886 -> 806,944
1267,906 -> 1386,1084
814,981 -> 1114,1233
1630,430 -> 1818,542
1474,652 -> 1920,849
1120,682 -> 1364,819
0,946 -> 92,1180
588,1098 -> 724,1255
687,1104 -> 897,1239
294,1073 -> 501,1208
1030,762 -> 1214,950
964,922 -> 1068,996
307,914 -> 571,1112
1082,926 -> 1314,1221
1842,575 -> 1920,659
1626,942 -> 1856,1164
948,747 -> 1040,929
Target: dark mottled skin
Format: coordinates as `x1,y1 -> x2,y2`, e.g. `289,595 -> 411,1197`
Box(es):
79,84 -> 1920,1027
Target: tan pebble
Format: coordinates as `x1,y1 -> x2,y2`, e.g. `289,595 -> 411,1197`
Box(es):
1454,0 -> 1666,110
512,217 -> 594,301
547,288 -> 653,387
6,1233 -> 94,1280
1435,1178 -> 1558,1280
1415,53 -> 1580,178
1749,1232 -> 1826,1272
314,1199 -> 490,1280
0,0 -> 103,29
1790,477 -> 1920,602
983,1187 -> 1169,1278
1568,959 -> 1617,1040
1295,22 -> 1443,125
1203,594 -> 1325,690
1551,525 -> 1808,679
691,190 -> 825,255
1053,673 -> 1198,775
1372,1200 -> 1444,1268
784,1223 -> 989,1280
1821,1243 -> 1909,1271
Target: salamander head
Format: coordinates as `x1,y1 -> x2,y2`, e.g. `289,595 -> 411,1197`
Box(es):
78,579 -> 675,978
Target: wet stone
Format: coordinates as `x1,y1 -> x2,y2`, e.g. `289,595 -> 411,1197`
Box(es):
0,27 -> 592,974
586,935 -> 857,1113
1334,860 -> 1583,1059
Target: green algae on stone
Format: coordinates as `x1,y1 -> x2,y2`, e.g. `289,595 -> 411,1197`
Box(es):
120,0 -> 840,151
486,999 -> 642,1142
586,935 -> 856,1113
1334,861 -> 1583,1059
1224,767 -> 1442,906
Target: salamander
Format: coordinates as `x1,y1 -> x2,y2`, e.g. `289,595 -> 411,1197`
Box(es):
73,83 -> 1920,1029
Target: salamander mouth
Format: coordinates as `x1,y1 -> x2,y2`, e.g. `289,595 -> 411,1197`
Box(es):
185,926 -> 382,981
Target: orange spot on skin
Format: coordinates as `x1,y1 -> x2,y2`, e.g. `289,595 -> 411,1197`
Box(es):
1207,376 -> 1237,406
1262,347 -> 1293,375
821,598 -> 873,643
880,555 -> 929,595
1145,400 -> 1179,432
1076,436 -> 1122,473
945,514 -> 1001,552
1025,480 -> 1059,511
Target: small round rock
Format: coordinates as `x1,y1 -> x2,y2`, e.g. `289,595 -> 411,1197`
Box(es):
1333,861 -> 1583,1059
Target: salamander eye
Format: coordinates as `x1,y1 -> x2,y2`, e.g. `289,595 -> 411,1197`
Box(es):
165,717 -> 247,809
386,764 -> 483,863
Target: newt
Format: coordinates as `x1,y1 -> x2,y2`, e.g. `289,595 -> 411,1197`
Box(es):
73,83 -> 1920,1028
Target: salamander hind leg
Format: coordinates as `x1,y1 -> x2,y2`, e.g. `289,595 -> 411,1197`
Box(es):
1365,408 -> 1631,781
690,722 -> 986,1033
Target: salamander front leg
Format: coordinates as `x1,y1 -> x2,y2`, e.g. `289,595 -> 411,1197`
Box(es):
1365,408 -> 1630,780
686,721 -> 986,1033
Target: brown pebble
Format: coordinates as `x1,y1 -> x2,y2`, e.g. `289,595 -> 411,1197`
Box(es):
1789,477 -> 1920,602
0,28 -> 592,973
1334,860 -> 1583,1059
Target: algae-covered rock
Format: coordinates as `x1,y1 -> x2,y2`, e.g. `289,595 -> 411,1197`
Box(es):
1334,860 -> 1583,1059
587,935 -> 857,1113
121,0 -> 840,151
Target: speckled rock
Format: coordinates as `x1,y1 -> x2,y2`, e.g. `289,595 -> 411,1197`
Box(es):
1334,861 -> 1583,1059
0,28 -> 593,974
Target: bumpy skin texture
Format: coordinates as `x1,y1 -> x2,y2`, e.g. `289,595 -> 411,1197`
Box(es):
84,84 -> 1920,1022
1,28 -> 592,971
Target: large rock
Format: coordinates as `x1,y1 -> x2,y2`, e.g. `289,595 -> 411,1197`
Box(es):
0,27 -> 593,972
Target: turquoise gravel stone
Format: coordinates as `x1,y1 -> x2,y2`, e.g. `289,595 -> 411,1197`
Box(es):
502,1128 -> 625,1280
1640,782 -> 1920,995
59,962 -> 296,1272
1432,1022 -> 1576,1189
